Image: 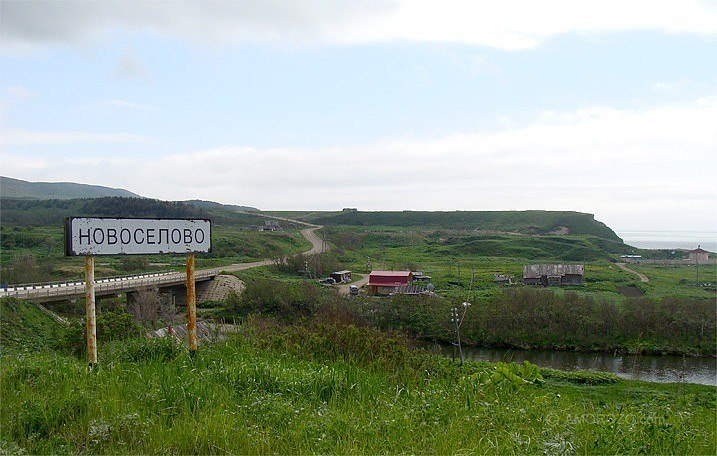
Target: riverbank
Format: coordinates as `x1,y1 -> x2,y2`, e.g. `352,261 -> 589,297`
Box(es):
434,344 -> 717,386
1,319 -> 715,455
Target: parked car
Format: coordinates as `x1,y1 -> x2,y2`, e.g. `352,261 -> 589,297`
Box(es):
319,277 -> 336,285
349,285 -> 359,295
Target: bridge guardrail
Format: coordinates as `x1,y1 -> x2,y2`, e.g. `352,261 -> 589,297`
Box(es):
0,269 -> 220,301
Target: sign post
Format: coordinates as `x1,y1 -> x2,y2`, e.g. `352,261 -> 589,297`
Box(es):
85,255 -> 97,368
65,217 -> 212,362
186,253 -> 198,356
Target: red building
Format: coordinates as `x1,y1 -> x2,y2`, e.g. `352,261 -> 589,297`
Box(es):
368,270 -> 413,296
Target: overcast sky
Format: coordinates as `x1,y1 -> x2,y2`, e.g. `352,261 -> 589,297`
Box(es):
1,0 -> 716,231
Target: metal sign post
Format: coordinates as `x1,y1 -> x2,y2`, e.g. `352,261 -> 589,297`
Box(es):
65,217 -> 212,362
186,253 -> 198,356
85,255 -> 97,368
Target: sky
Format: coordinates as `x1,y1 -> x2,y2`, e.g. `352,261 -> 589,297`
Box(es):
1,0 -> 716,232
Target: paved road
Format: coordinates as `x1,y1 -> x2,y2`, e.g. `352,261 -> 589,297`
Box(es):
616,262 -> 649,283
1,225 -> 325,302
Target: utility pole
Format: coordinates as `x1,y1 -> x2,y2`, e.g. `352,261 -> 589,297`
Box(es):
471,269 -> 476,304
692,245 -> 702,287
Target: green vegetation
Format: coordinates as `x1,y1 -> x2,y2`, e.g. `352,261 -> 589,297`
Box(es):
295,209 -> 622,241
0,176 -> 140,199
0,197 -> 310,283
1,317 -> 714,455
0,298 -> 64,353
224,277 -> 715,356
322,226 -> 716,301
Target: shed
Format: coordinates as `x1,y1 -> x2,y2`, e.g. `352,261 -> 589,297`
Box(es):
522,264 -> 584,286
330,270 -> 352,283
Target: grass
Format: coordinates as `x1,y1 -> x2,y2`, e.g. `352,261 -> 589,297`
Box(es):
1,319 -> 715,455
322,226 -> 716,301
0,225 -> 311,284
0,298 -> 64,353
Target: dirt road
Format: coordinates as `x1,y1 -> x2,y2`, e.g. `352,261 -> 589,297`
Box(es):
337,274 -> 369,295
219,226 -> 325,272
616,262 -> 649,283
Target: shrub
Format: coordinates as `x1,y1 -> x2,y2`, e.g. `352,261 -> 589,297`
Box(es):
56,310 -> 143,357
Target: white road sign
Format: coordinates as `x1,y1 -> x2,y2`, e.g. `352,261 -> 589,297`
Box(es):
65,217 -> 211,256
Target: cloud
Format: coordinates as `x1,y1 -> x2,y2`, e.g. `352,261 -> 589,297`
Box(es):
3,96 -> 715,230
113,50 -> 150,82
106,100 -> 156,111
3,85 -> 36,101
0,128 -> 153,146
2,0 -> 716,51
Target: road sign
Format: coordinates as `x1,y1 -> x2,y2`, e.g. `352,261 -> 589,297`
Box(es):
65,217 -> 211,256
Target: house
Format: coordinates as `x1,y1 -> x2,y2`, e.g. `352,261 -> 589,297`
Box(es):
330,270 -> 352,283
688,246 -> 709,263
368,270 -> 413,295
522,264 -> 584,286
620,254 -> 642,263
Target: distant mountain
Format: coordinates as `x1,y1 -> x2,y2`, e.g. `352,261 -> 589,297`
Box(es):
184,199 -> 259,213
1,176 -> 141,200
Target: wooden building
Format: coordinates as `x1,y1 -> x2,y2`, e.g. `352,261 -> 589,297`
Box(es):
330,270 -> 352,283
522,264 -> 584,286
368,270 -> 413,296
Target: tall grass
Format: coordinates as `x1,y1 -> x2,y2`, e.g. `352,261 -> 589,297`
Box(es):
2,319 -> 715,455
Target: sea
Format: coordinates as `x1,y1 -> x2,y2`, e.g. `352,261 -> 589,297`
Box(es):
616,231 -> 717,252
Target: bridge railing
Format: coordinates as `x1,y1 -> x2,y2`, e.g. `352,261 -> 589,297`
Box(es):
0,268 -> 220,300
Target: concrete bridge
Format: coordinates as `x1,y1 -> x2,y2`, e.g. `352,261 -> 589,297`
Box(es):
0,226 -> 325,304
0,269 -> 219,303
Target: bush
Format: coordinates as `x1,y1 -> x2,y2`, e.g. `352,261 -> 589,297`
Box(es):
119,256 -> 149,272
56,310 -> 143,356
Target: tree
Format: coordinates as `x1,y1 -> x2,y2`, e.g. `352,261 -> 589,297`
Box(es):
127,287 -> 161,329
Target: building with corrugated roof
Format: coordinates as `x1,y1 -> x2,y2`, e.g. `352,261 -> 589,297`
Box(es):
368,270 -> 413,295
522,264 -> 584,286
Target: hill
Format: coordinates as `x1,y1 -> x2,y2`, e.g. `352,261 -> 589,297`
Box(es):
0,298 -> 64,353
185,199 -> 259,212
0,197 -> 210,227
308,210 -> 622,241
1,176 -> 141,199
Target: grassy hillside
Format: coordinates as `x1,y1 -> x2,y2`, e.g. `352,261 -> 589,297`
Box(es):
0,176 -> 140,199
0,197 -> 310,283
305,210 -> 622,241
1,318 -> 714,455
0,298 -> 63,353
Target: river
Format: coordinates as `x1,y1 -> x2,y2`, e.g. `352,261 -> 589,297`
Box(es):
434,345 -> 717,386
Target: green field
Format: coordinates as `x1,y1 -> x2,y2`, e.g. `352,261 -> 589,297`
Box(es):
1,317 -> 714,455
320,226 -> 716,302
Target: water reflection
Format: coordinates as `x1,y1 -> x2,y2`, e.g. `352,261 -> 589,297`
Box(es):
435,345 -> 717,386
